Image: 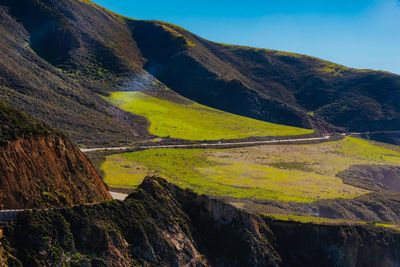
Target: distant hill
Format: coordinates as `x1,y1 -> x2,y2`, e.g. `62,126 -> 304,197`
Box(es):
0,0 -> 399,145
0,102 -> 111,208
129,20 -> 400,137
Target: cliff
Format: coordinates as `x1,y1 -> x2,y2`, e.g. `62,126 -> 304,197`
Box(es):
3,177 -> 400,267
0,102 -> 111,209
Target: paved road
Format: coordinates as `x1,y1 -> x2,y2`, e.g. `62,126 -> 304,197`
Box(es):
109,191 -> 128,200
80,135 -> 332,153
81,130 -> 400,153
0,191 -> 127,223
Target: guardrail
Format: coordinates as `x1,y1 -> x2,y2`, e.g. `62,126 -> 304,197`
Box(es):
0,201 -> 105,223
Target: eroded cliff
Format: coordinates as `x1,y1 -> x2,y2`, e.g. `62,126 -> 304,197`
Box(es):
0,136 -> 111,209
0,102 -> 111,209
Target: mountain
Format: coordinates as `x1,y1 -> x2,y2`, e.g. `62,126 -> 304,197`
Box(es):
2,177 -> 400,267
0,102 -> 111,209
129,20 -> 400,135
0,0 -> 150,146
1,0 -> 399,145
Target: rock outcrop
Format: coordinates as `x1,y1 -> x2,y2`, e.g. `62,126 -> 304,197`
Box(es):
0,102 -> 111,209
0,136 -> 111,209
3,177 -> 400,267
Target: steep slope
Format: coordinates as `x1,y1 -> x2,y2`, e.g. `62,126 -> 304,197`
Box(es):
1,0 -> 399,145
3,177 -> 400,267
129,20 -> 400,138
0,102 -> 111,209
0,0 -> 150,146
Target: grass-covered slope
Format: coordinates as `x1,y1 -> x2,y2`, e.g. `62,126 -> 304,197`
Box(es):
105,92 -> 313,141
1,0 -> 399,145
101,137 -> 400,203
0,101 -> 50,145
0,0 -> 150,146
129,20 -> 400,141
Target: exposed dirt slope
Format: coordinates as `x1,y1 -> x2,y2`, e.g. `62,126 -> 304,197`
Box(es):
3,177 -> 400,267
0,103 -> 111,209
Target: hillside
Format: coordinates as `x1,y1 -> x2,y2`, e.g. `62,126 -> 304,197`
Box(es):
0,0 -> 399,146
105,91 -> 313,141
129,20 -> 400,141
0,0 -> 150,146
0,102 -> 111,209
2,177 -> 399,267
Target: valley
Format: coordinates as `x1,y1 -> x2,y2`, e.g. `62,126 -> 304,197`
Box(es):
0,0 -> 400,266
99,136 -> 400,218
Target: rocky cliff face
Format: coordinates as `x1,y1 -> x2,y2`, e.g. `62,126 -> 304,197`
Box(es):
0,102 -> 111,209
268,220 -> 400,267
0,135 -> 111,209
3,177 -> 400,267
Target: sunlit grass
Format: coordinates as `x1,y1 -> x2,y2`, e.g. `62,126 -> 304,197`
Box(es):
101,137 -> 400,203
375,223 -> 400,232
339,137 -> 400,163
105,92 -> 313,141
265,214 -> 400,232
263,213 -> 366,225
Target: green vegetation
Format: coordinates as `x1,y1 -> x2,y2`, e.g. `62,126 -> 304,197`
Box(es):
0,102 -> 50,145
375,223 -> 400,232
159,24 -> 196,47
102,137 -> 400,203
263,213 -> 366,225
105,92 -> 313,141
339,137 -> 400,163
265,214 -> 400,232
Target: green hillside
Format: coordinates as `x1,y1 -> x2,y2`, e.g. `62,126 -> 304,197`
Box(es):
105,91 -> 313,141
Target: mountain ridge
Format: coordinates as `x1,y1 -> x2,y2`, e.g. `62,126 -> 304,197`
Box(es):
1,0 -> 399,145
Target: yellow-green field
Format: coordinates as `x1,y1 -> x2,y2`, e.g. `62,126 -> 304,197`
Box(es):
262,213 -> 400,231
101,137 -> 400,203
264,214 -> 400,231
105,92 -> 313,140
263,213 -> 366,225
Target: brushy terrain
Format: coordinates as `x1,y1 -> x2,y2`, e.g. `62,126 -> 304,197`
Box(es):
4,177 -> 400,267
105,92 -> 313,141
1,0 -> 400,146
101,137 -> 400,203
0,102 -> 50,145
130,20 -> 400,143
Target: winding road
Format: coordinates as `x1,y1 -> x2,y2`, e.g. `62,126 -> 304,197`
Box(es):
80,130 -> 400,153
80,135 -> 333,153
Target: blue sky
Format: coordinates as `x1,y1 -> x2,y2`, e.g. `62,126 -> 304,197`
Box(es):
92,0 -> 400,74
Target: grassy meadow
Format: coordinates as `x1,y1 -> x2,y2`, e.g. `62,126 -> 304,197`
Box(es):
101,137 -> 400,203
105,91 -> 313,140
